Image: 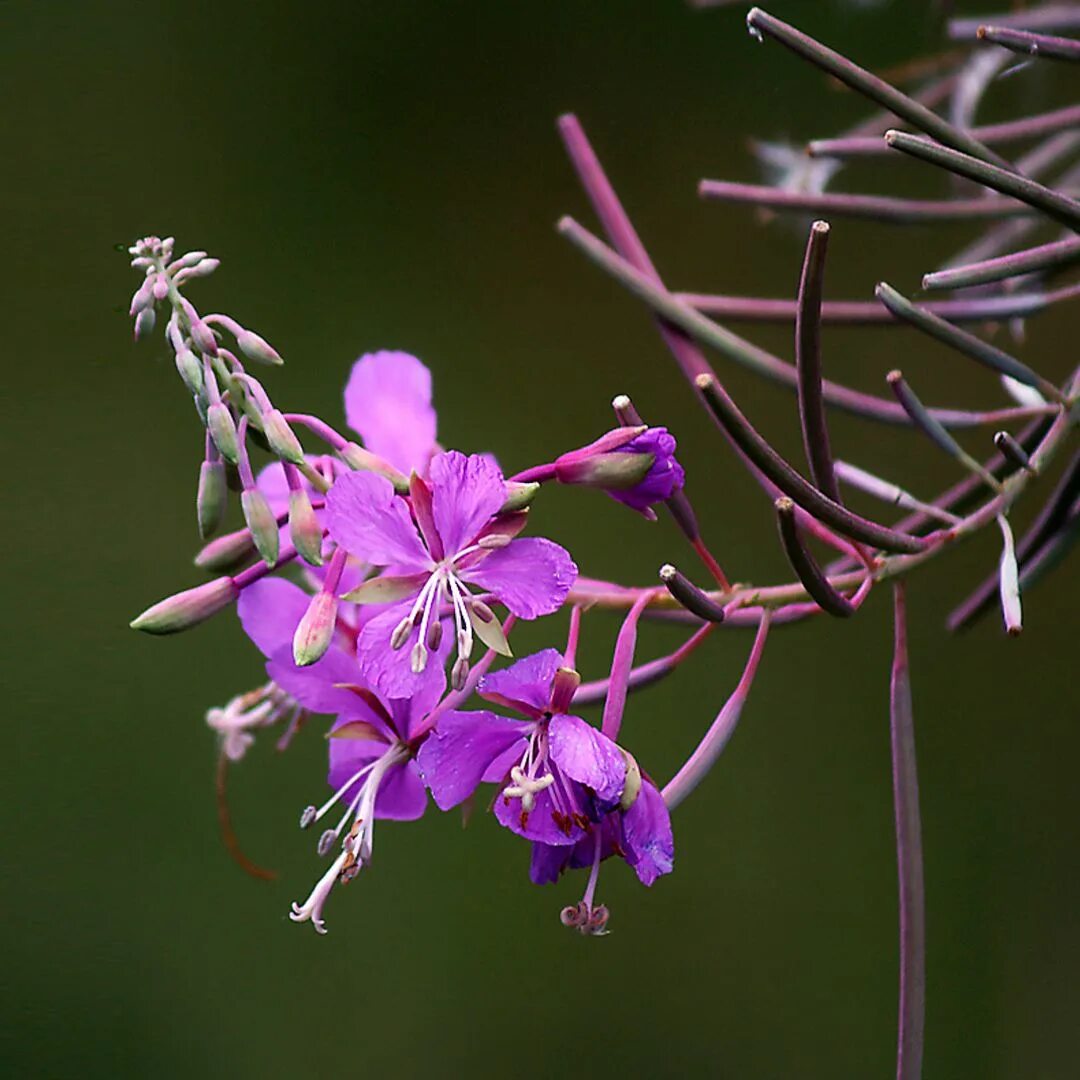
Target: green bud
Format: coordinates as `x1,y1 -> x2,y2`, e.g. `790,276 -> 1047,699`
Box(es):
130,577 -> 238,635
197,461 -> 227,539
241,489 -> 280,567
289,489 -> 324,567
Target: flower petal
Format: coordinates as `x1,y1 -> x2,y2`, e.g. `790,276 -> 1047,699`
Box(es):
344,351 -> 437,476
494,783 -> 582,846
374,760 -> 428,821
416,710 -> 528,810
429,451 -> 506,556
325,470 -> 430,568
549,714 -> 626,806
477,648 -> 563,717
621,779 -> 674,886
238,578 -> 311,659
463,538 -> 577,619
529,841 -> 572,885
355,602 -> 451,701
267,646 -> 367,716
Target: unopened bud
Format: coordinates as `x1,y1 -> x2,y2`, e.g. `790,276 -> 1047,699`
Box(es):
500,481 -> 540,513
241,489 -> 280,567
197,461 -> 227,539
174,347 -> 203,395
339,442 -> 410,493
555,451 -> 655,491
292,591 -> 338,667
133,306 -> 156,339
189,316 -> 218,356
130,576 -> 238,635
151,274 -> 169,301
207,402 -> 240,464
129,278 -> 154,316
289,489 -> 324,566
194,527 -> 258,573
262,409 -> 306,465
237,329 -> 284,366
172,250 -> 208,270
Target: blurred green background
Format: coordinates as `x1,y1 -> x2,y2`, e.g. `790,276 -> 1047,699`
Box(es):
5,1 -> 1078,1077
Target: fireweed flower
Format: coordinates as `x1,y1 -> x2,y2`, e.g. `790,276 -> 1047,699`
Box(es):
206,682 -> 306,761
545,424 -> 686,519
418,648 -> 674,919
326,451 -> 577,697
235,577 -> 436,934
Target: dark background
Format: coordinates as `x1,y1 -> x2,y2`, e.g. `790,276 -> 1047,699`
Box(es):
5,1 -> 1077,1077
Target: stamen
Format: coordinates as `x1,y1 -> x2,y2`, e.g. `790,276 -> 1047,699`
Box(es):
390,616 -> 413,651
410,641 -> 428,673
299,805 -> 317,829
317,829 -> 337,857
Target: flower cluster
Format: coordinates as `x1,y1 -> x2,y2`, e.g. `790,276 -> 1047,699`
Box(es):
125,16 -> 1078,1042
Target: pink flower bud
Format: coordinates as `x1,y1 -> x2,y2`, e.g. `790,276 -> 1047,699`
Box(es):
152,274 -> 169,301
130,577 -> 238,635
197,460 -> 228,539
207,403 -> 240,464
175,258 -> 220,283
499,481 -> 540,513
262,409 -> 306,465
129,277 -> 154,316
189,316 -> 219,356
241,489 -> 280,567
133,306 -> 156,340
174,348 -> 203,395
237,329 -> 283,366
555,450 -> 655,490
194,528 -> 258,573
292,591 -> 338,667
289,489 -> 324,567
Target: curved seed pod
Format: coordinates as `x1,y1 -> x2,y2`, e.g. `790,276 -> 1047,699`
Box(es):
774,498 -> 856,618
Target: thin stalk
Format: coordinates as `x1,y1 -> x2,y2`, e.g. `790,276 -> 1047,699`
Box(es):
889,581 -> 925,1080
662,611 -> 772,811
808,103 -> 1080,158
696,373 -> 930,553
680,287 -> 1071,324
698,180 -> 1035,223
560,216 -> 1054,430
796,221 -> 841,502
774,498 -> 859,616
949,6 -> 1080,38
601,592 -> 655,741
885,130 -> 1080,232
875,282 -> 1065,403
922,236 -> 1080,291
745,8 -> 1013,169
975,25 -> 1080,62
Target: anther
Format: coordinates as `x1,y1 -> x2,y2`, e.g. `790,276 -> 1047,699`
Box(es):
390,616 -> 413,651
410,641 -> 428,674
317,829 -> 338,857
299,805 -> 317,829
425,618 -> 443,652
451,656 -> 470,691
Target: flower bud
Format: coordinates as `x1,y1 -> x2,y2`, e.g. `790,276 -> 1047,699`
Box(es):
174,347 -> 203,395
241,489 -> 280,567
262,409 -> 306,465
207,403 -> 240,464
194,528 -> 258,573
171,250 -> 208,270
151,274 -> 169,301
499,481 -> 540,513
293,591 -> 338,667
339,442 -> 410,493
237,329 -> 284,366
555,451 -> 655,490
129,278 -> 154,316
197,460 -> 228,539
130,577 -> 238,635
133,306 -> 156,340
289,488 -> 324,567
189,316 -> 218,356
178,257 -> 220,280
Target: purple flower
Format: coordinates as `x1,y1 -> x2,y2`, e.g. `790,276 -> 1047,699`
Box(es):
326,451 -> 577,697
237,578 -> 440,934
417,647 -> 673,935
553,425 -> 685,519
609,427 -> 685,517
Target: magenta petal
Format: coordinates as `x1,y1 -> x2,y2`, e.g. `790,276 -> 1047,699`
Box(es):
355,602 -> 450,701
494,783 -> 582,845
549,714 -> 626,806
530,841 -> 572,885
621,779 -> 674,886
464,538 -> 577,619
416,710 -> 528,810
325,470 -> 430,568
267,646 -> 365,716
373,760 -> 428,821
429,451 -> 506,556
477,649 -> 563,716
343,351 -> 437,476
238,578 -> 311,659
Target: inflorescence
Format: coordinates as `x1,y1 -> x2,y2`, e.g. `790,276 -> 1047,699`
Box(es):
125,5 -> 1077,1071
